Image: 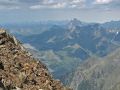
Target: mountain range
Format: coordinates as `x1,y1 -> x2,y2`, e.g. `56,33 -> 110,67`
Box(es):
2,19 -> 120,90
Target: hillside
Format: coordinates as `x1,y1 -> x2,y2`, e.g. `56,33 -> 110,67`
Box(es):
0,29 -> 71,90
70,48 -> 120,90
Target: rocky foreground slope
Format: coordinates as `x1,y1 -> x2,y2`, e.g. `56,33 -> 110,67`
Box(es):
0,29 -> 71,90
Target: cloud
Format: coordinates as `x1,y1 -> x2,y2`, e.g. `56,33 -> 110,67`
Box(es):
69,0 -> 86,8
0,0 -> 43,10
30,0 -> 86,9
51,3 -> 67,8
43,0 -> 56,4
0,0 -> 18,5
30,5 -> 43,9
94,0 -> 113,4
71,0 -> 85,4
92,0 -> 120,11
17,0 -> 41,4
30,2 -> 67,9
0,0 -> 20,9
0,0 -> 119,10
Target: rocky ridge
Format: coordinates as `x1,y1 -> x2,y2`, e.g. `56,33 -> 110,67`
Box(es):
0,29 -> 71,90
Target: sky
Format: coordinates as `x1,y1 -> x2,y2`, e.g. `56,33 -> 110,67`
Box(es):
0,0 -> 120,23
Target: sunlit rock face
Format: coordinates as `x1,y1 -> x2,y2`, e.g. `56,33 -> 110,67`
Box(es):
0,29 -> 71,90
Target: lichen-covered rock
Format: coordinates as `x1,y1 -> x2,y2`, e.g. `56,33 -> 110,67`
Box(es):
0,29 -> 71,90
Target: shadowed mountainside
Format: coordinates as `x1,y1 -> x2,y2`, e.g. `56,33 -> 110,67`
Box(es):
70,48 -> 120,90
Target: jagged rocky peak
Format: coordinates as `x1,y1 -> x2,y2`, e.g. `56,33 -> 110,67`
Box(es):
68,18 -> 84,31
69,18 -> 83,27
0,29 -> 71,90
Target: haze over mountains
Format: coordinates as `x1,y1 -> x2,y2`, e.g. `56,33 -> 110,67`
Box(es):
2,19 -> 120,90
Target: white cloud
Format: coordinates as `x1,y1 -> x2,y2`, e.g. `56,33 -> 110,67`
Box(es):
71,4 -> 77,8
94,0 -> 113,4
0,0 -> 21,10
71,0 -> 85,4
30,5 -> 44,9
51,3 -> 67,8
69,0 -> 86,8
0,0 -> 119,10
30,2 -> 66,9
30,0 -> 86,9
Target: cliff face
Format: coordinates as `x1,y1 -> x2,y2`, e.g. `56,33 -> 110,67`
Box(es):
0,29 -> 71,90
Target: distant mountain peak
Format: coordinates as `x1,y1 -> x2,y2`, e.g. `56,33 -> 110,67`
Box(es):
67,18 -> 83,32
69,18 -> 83,26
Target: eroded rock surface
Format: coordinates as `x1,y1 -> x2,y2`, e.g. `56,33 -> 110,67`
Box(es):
0,29 -> 71,90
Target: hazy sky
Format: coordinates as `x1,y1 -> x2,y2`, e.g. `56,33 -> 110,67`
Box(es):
0,0 -> 120,23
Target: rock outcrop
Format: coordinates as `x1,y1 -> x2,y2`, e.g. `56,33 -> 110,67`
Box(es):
0,29 -> 71,90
